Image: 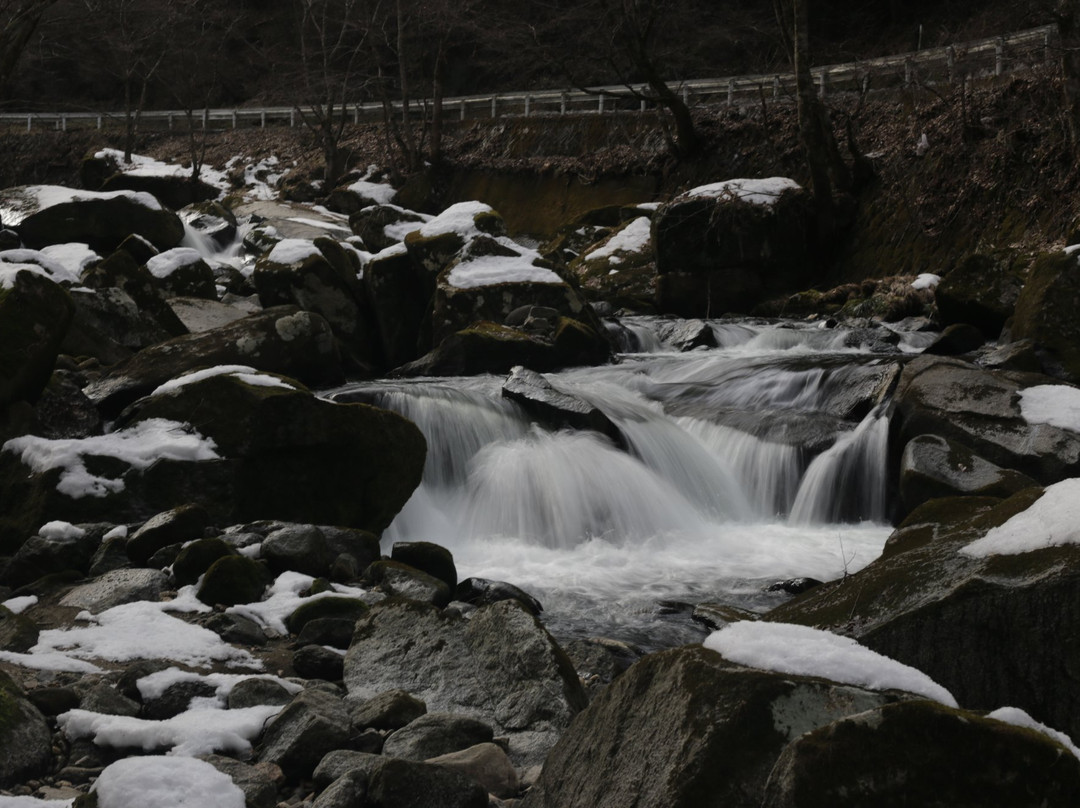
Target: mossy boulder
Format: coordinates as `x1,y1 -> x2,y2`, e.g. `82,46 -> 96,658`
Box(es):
390,541 -> 457,591
365,559 -> 452,607
260,524 -> 336,577
652,179 -> 814,316
285,596 -> 369,635
363,245 -> 431,369
80,249 -> 189,341
2,185 -> 185,252
521,645 -> 902,808
144,248 -> 218,300
935,251 -> 1024,338
1010,250 -> 1080,383
349,204 -> 426,252
761,699 -> 1080,807
100,172 -> 219,211
566,216 -> 657,312
172,537 -> 236,586
196,554 -> 272,607
0,669 -> 53,787
82,306 -> 343,417
0,270 -> 75,407
117,372 -> 426,533
768,487 -> 1080,741
126,503 -> 210,566
0,604 -> 39,652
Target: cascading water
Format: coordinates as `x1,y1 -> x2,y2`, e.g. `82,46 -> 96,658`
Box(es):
330,318 -> 907,649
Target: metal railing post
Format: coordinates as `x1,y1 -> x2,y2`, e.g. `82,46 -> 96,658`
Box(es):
560,92 -> 567,114
598,93 -> 604,114
996,37 -> 1004,75
727,79 -> 734,105
491,96 -> 497,117
525,95 -> 531,116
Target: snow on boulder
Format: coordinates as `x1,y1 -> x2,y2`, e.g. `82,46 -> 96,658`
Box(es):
652,177 -> 812,317
90,755 -> 247,808
567,215 -> 656,311
0,248 -> 84,287
0,267 -> 75,408
1010,249 -> 1080,383
145,247 -> 217,299
0,185 -> 185,253
961,478 -> 1080,558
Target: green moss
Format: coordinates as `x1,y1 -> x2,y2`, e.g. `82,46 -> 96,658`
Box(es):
172,538 -> 236,587
196,555 -> 272,607
284,596 -> 368,635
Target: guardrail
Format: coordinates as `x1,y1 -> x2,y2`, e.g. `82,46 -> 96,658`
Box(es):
0,25 -> 1056,133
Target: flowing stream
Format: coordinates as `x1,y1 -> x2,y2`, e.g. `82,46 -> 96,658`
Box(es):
328,318 -> 928,650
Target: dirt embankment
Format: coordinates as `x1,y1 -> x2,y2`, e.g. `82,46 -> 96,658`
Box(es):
3,66 -> 1077,284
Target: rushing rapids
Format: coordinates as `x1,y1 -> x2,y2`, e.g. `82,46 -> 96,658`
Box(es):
328,318 -> 932,649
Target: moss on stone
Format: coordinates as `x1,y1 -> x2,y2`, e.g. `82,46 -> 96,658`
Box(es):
172,538 -> 236,587
285,596 -> 368,635
196,555 -> 272,607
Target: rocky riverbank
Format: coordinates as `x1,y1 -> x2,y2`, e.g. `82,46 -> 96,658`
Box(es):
2,129 -> 1080,807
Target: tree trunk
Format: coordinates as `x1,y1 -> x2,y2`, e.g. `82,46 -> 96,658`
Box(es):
1059,0 -> 1080,146
0,1 -> 58,92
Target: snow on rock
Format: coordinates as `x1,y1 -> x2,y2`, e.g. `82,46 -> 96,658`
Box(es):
38,521 -> 86,540
145,247 -> 204,279
704,621 -> 957,706
0,650 -> 103,673
265,238 -> 321,265
684,177 -> 802,207
0,798 -> 74,807
988,706 -> 1080,759
961,478 -> 1080,558
135,667 -> 302,703
348,177 -> 397,205
96,148 -> 231,194
2,419 -> 220,499
1,186 -> 162,228
911,273 -> 941,291
447,253 -> 564,289
150,365 -> 298,397
226,571 -> 365,636
1,594 -> 38,615
417,200 -> 495,239
583,217 -> 652,262
1019,384 -> 1080,432
285,216 -> 351,233
90,754 -> 247,807
60,703 -> 282,758
31,586 -> 257,669
0,248 -> 84,287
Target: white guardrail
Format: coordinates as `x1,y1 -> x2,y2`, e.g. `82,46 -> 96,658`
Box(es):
0,25 -> 1056,132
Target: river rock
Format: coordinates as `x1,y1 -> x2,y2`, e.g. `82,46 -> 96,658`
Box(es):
934,251 -> 1023,338
1,522 -> 103,585
898,433 -> 1039,517
0,670 -> 53,787
313,750 -> 385,790
0,604 -> 39,652
172,537 -> 236,586
256,688 -> 355,781
261,524 -> 335,577
364,560 -> 452,607
125,504 -> 210,566
761,700 -> 1080,806
228,678 -> 295,710
566,216 -> 656,312
197,555 -> 272,607
520,645 -> 900,808
82,306 -> 343,416
890,355 -> 1080,485
313,769 -> 368,808
769,488 -> 1080,741
59,568 -> 167,613
100,171 -> 219,211
344,598 -> 587,765
367,757 -> 488,808
293,644 -> 346,681
653,178 -> 813,317
1009,249 -> 1080,382
145,248 -> 218,300
78,250 -> 189,344
921,322 -> 986,355
363,245 -> 431,369
454,578 -> 543,616
349,204 -> 427,252
502,365 -> 624,448
285,596 -> 369,635
349,690 -> 427,731
427,742 -> 520,799
0,269 -> 75,408
200,754 -> 280,808
381,712 -> 494,761
389,541 -> 457,591
1,185 -> 185,252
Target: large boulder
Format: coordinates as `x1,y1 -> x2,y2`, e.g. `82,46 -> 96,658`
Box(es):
80,250 -> 190,343
889,355 -> 1080,485
0,269 -> 74,407
82,306 -> 344,416
256,688 -> 354,781
935,251 -> 1023,338
1009,250 -> 1080,383
521,645 -> 901,808
501,365 -> 624,447
566,215 -> 657,312
363,246 -> 431,369
100,171 -> 220,211
349,204 -> 427,252
0,670 -> 53,787
768,486 -> 1080,741
344,598 -> 587,765
761,699 -> 1080,806
145,248 -> 218,300
653,178 -> 813,317
0,185 -> 185,252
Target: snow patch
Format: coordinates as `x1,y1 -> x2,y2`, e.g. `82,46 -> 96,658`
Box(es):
135,667 -> 302,702
145,248 -> 204,279
447,254 -> 563,289
911,273 -> 941,291
151,365 -> 297,397
704,621 -> 957,706
961,478 -> 1080,557
684,177 -> 801,207
38,521 -> 86,540
1,595 -> 38,615
418,201 -> 495,239
584,217 -> 652,262
89,754 -> 247,807
1019,385 -> 1080,432
988,706 -> 1080,759
265,238 -> 321,265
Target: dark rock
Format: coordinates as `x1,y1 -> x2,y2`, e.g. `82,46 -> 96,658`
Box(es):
454,578 -> 543,616
30,370 -> 102,439
200,754 -> 280,808
349,204 -> 426,252
293,645 -> 346,681
3,184 -> 185,252
769,488 -> 1080,742
363,245 -> 430,369
898,433 -> 1040,517
1,524 -> 102,587
256,688 -> 354,781
0,269 -> 74,408
935,251 -> 1023,338
261,525 -> 335,578
227,678 -> 295,710
1010,250 -> 1080,383
382,712 -> 494,761
126,504 -> 210,566
142,679 -> 217,720
313,769 -> 368,808
27,686 -> 80,717
285,596 -> 369,636
115,660 -> 172,702
296,617 -> 356,650
349,689 -> 427,731
521,645 -> 900,808
501,366 -> 625,449
426,743 -> 520,800
368,757 -> 488,808
172,537 -> 236,586
978,338 -> 1043,374
0,670 -> 54,787
318,526 -> 381,572
562,637 -> 641,693
344,599 -> 586,765
100,172 -> 219,211
566,216 -> 656,312
691,602 -> 757,631
77,682 -> 141,718
82,306 -> 342,417
197,555 -> 272,607
390,541 -> 457,591
922,322 -> 986,355
87,536 -> 131,577
145,248 -> 218,300
365,560 -> 452,608
761,700 -> 1080,807
203,612 -> 269,646
0,604 -> 39,652
764,577 -> 823,595
655,319 -> 718,351
59,568 -> 168,613
313,750 -> 384,790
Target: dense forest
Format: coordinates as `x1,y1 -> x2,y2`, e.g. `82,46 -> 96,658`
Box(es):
0,0 -> 1047,113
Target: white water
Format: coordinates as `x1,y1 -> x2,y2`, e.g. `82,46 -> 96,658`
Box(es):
332,319 -> 899,648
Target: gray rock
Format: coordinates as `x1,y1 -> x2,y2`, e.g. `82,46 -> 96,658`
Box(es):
126,504 -> 210,567
761,700 -> 1080,807
142,679 -> 217,720
296,617 -> 356,650
365,560 -> 451,607
0,670 -> 53,787
200,754 -> 279,808
501,366 -> 624,449
426,742 -> 520,799
256,688 -> 354,781
77,682 -> 141,717
1,524 -> 102,588
204,612 -> 269,646
382,712 -> 493,761
344,599 -> 586,766
261,525 -> 336,577
293,645 -> 346,681
227,677 -> 295,710
454,577 -> 543,616
313,769 -> 368,808
87,536 -> 131,577
390,541 -> 457,591
59,568 -> 168,613
521,646 -> 900,808
922,322 -> 986,355
368,757 -> 488,808
0,604 -> 39,652
1009,250 -> 1080,382
898,433 -> 1040,517
313,750 -> 384,790
349,689 -> 427,731
655,319 -> 718,351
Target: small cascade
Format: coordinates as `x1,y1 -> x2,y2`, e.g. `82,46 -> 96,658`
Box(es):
181,220 -> 251,274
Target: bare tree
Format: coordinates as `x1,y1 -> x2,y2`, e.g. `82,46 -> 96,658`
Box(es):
1057,0 -> 1080,145
0,0 -> 60,94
